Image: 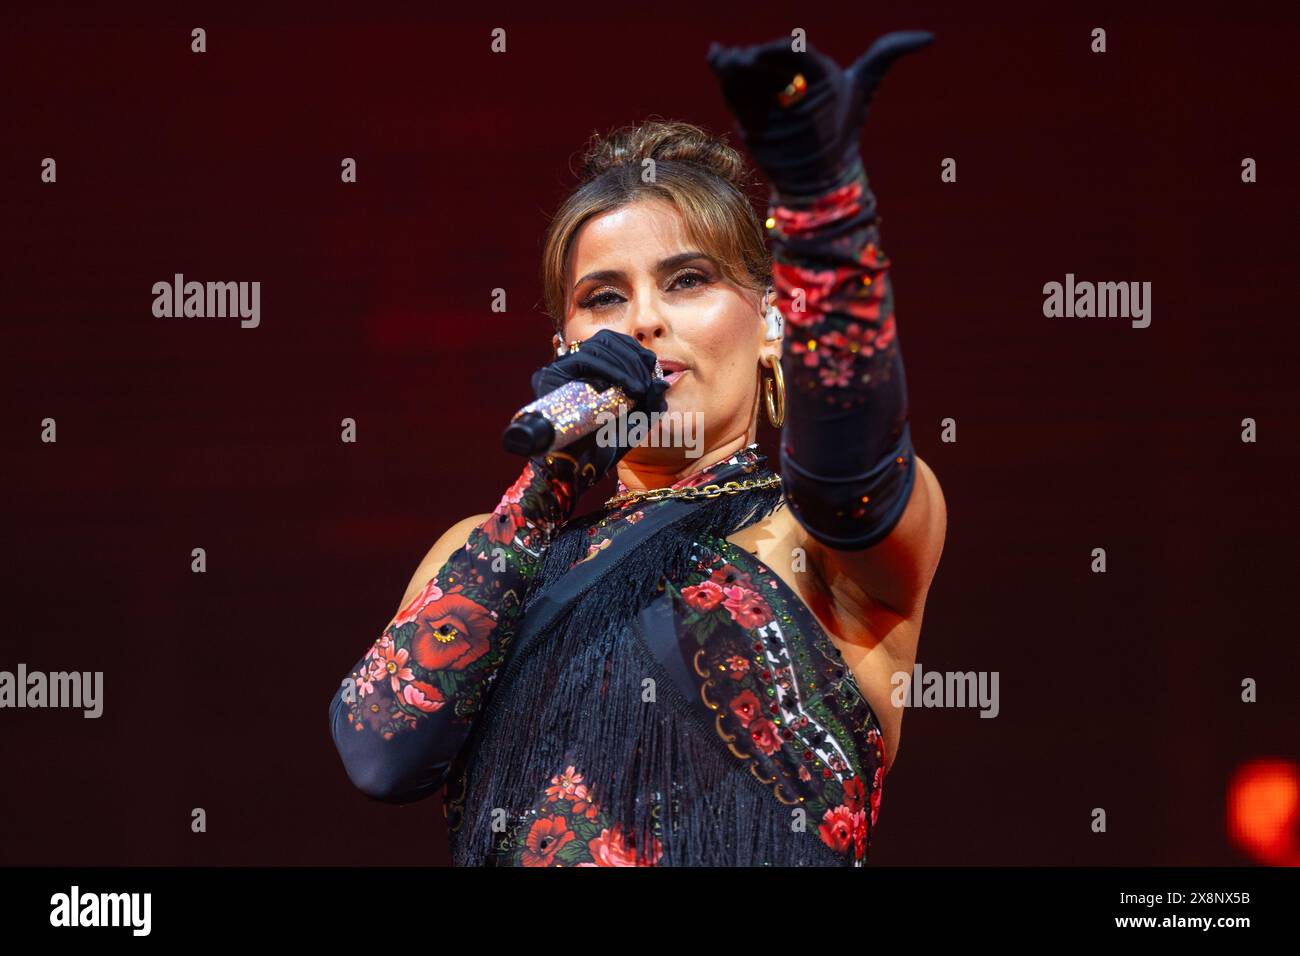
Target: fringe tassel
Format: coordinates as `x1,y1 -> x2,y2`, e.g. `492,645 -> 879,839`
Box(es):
449,483 -> 854,866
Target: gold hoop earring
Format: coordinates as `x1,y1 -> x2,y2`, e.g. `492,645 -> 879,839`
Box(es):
761,355 -> 785,428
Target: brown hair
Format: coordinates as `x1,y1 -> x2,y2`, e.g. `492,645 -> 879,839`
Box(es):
540,119 -> 772,337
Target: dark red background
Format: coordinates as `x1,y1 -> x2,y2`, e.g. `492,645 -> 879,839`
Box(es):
2,1 -> 1296,866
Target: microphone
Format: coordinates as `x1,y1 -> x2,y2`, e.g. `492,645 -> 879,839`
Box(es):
502,358 -> 664,457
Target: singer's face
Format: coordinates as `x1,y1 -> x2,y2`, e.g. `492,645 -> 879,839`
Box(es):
562,198 -> 776,459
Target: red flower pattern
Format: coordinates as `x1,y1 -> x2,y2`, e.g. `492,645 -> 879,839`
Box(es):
409,590 -> 497,671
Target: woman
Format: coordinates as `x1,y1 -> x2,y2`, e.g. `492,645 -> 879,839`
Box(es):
329,31 -> 945,866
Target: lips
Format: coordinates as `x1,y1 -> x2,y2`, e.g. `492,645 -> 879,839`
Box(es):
655,359 -> 688,388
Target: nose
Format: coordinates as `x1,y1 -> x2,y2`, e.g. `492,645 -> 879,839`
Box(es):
625,299 -> 668,347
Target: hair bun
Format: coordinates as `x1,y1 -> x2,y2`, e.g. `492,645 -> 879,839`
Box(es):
578,119 -> 752,191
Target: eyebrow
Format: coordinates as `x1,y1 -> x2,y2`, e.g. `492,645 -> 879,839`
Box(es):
572,251 -> 713,294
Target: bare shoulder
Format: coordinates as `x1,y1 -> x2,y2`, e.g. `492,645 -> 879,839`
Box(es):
393,513 -> 494,617
728,455 -> 946,619
800,454 -> 947,620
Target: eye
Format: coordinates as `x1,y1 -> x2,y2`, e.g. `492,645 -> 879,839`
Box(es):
582,289 -> 623,310
669,269 -> 712,292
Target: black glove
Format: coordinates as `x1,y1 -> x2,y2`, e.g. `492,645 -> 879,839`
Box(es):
706,31 -> 934,197
528,329 -> 670,507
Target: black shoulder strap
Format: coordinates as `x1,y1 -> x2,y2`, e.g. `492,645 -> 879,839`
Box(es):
495,496 -> 701,685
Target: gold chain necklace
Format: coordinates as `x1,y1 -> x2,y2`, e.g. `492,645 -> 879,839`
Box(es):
604,474 -> 782,510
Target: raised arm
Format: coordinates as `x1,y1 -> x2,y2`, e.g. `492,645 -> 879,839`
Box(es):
709,31 -> 945,617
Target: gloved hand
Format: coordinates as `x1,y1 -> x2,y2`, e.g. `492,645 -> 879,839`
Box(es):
528,329 -> 670,513
706,31 -> 934,197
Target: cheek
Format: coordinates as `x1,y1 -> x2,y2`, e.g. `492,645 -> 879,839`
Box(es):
688,303 -> 759,384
